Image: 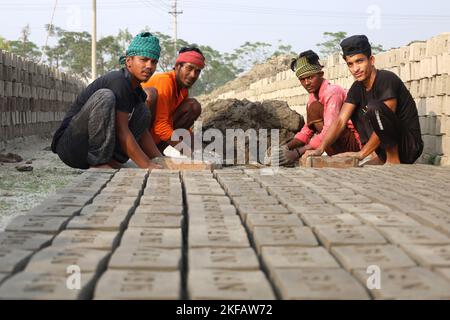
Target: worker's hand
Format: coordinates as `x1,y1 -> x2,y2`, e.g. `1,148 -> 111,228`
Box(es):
147,161 -> 163,171
265,145 -> 297,167
333,152 -> 363,160
283,149 -> 301,166
302,148 -> 324,160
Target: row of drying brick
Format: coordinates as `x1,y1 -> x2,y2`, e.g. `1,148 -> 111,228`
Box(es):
0,50 -> 84,91
208,34 -> 450,107
216,80 -> 450,117
191,168 -> 450,299
0,122 -> 60,142
326,34 -> 450,68
213,35 -> 450,112
184,171 -> 275,299
91,170 -> 184,300
0,103 -> 67,126
0,80 -> 78,102
248,168 -> 450,299
247,33 -> 450,91
185,168 -> 450,299
0,168 -> 188,299
215,75 -> 450,164
0,111 -> 64,126
217,76 -> 450,112
0,66 -> 80,93
0,169 -> 118,299
0,98 -> 76,142
2,166 -> 450,299
0,50 -> 83,142
325,54 -> 450,83
235,53 -> 450,98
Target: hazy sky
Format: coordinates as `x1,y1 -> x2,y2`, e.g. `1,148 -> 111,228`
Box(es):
1,0 -> 450,55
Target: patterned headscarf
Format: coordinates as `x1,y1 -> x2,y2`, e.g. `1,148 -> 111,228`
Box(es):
291,50 -> 323,79
119,32 -> 161,65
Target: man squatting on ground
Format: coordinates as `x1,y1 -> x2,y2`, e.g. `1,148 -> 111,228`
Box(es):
271,50 -> 361,167
51,32 -> 163,170
142,47 -> 206,155
304,35 -> 424,164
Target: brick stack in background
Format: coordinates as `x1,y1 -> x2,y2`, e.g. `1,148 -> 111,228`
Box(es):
0,50 -> 85,149
199,33 -> 450,166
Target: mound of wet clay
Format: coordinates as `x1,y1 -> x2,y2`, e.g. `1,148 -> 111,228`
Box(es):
199,99 -> 304,165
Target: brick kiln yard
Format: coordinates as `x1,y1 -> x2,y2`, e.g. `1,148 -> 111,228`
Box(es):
0,162 -> 450,300
1,32 -> 450,300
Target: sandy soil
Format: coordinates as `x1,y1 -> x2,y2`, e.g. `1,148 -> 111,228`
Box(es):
0,136 -> 83,230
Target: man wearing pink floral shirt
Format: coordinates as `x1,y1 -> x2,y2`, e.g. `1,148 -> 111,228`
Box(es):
271,50 -> 361,166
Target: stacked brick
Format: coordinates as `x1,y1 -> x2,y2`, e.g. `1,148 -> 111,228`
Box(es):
203,33 -> 450,166
0,50 -> 84,147
2,166 -> 450,299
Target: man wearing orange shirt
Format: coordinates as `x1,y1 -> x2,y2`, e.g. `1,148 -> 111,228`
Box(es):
142,46 -> 206,154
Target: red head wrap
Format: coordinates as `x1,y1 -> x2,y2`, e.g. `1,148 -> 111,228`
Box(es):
175,51 -> 206,69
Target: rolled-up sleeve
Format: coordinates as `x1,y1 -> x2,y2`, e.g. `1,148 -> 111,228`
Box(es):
295,124 -> 314,145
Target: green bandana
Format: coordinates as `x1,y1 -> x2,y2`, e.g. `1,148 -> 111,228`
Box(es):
119,32 -> 161,65
294,56 -> 323,79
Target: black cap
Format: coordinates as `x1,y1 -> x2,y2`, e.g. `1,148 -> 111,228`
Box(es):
300,50 -> 321,65
340,35 -> 372,57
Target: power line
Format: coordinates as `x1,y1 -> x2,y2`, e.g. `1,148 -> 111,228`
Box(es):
139,0 -> 168,16
0,2 -> 449,21
169,0 -> 183,56
92,0 -> 97,81
165,1 -> 450,21
0,1 -> 169,12
40,0 -> 58,64
155,0 -> 170,9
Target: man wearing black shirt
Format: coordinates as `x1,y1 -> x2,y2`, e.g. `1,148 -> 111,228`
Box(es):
51,32 -> 163,169
304,35 -> 423,164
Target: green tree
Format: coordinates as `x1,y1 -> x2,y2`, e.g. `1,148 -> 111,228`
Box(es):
42,24 -> 64,68
135,30 -> 238,96
317,31 -> 385,58
148,31 -> 189,72
116,28 -> 134,54
44,26 -> 124,81
8,25 -> 41,61
0,35 -> 11,51
43,43 -> 65,68
97,35 -> 121,75
228,41 -> 273,74
371,44 -> 384,55
37,26 -> 294,95
47,26 -> 91,80
316,31 -> 348,57
272,40 -> 296,57
190,45 -> 238,96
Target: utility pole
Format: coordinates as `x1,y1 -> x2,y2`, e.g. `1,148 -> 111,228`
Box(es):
91,0 -> 97,82
169,0 -> 183,58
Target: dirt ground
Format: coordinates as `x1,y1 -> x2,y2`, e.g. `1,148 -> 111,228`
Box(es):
0,136 -> 83,230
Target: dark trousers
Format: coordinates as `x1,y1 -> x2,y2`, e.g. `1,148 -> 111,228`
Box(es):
151,98 -> 201,153
307,101 -> 360,156
55,89 -> 150,169
366,100 -> 423,164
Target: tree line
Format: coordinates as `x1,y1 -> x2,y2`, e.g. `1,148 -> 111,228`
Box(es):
0,25 -> 384,96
